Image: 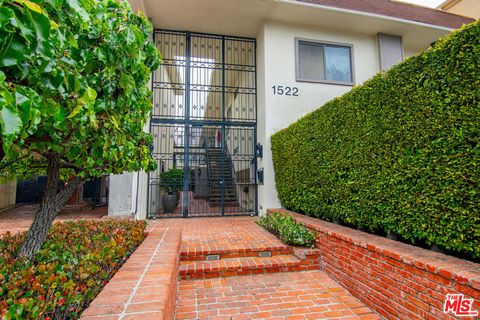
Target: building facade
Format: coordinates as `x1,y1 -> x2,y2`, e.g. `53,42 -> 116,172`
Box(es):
438,0 -> 480,19
107,0 -> 472,219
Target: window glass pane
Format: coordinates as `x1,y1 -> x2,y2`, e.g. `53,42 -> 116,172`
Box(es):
324,46 -> 352,82
298,41 -> 325,80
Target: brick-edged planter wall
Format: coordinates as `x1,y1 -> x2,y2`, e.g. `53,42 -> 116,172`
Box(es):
81,226 -> 182,320
269,209 -> 480,320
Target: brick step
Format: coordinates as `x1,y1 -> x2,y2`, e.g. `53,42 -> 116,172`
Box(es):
180,244 -> 292,261
179,255 -> 318,280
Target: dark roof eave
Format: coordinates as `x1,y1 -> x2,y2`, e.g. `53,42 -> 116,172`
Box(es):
295,0 -> 474,29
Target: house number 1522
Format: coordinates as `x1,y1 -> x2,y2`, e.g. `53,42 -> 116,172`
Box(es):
272,85 -> 299,96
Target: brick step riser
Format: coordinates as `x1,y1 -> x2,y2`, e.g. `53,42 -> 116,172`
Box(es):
179,264 -> 320,280
180,249 -> 293,261
179,250 -> 321,280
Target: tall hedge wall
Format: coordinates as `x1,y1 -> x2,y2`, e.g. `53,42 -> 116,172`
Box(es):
271,21 -> 480,258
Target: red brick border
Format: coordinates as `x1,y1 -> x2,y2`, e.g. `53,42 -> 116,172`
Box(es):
270,209 -> 480,320
81,226 -> 182,320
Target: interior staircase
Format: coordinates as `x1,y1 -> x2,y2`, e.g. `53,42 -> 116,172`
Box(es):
179,242 -> 320,280
205,147 -> 238,207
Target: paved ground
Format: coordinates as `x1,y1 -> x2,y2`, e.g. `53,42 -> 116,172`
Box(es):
176,271 -> 380,320
151,216 -> 286,255
0,205 -> 107,235
152,217 -> 380,320
2,210 -> 381,319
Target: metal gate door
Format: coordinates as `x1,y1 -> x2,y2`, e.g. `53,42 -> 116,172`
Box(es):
148,30 -> 258,218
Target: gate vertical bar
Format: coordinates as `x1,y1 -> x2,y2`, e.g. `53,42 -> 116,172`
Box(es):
146,31 -> 154,219
253,40 -> 259,216
183,32 -> 191,217
221,35 -> 226,216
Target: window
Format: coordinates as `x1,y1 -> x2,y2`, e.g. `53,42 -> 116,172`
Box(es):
377,33 -> 403,71
295,38 -> 354,85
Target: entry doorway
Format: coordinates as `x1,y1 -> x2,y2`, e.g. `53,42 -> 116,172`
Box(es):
148,30 -> 258,217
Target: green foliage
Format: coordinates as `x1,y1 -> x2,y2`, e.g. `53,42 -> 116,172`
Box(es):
271,21 -> 480,258
0,0 -> 161,179
160,168 -> 184,193
0,220 -> 146,319
257,211 -> 315,247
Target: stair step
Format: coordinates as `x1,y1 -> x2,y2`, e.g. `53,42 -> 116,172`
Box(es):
181,245 -> 291,261
179,255 -> 311,279
209,192 -> 236,196
209,186 -> 236,189
209,199 -> 238,203
208,202 -> 239,207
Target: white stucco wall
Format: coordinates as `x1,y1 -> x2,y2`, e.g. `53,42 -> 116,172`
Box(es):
109,14 -> 433,218
404,47 -> 426,59
128,0 -> 147,15
109,0 -> 149,219
257,21 -> 383,213
108,173 -> 134,216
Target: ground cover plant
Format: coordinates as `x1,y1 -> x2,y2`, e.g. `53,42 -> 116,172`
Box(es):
257,211 -> 315,247
0,0 -> 160,259
0,220 -> 146,319
271,21 -> 480,258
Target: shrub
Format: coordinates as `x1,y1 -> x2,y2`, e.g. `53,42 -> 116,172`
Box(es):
0,220 -> 146,319
160,168 -> 184,193
271,21 -> 480,258
0,0 -> 160,259
257,212 -> 315,247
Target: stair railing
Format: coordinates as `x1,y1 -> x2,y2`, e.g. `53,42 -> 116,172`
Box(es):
224,143 -> 238,201
204,136 -> 213,198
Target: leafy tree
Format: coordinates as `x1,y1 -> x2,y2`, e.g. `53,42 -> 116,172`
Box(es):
0,0 -> 160,259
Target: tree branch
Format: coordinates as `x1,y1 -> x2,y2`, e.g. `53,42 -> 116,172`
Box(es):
55,176 -> 83,206
0,155 -> 29,171
59,161 -> 84,172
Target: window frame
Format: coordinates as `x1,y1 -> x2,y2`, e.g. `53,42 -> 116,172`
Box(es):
295,37 -> 355,86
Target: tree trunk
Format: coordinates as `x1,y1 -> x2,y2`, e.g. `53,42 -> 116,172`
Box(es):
18,154 -> 82,260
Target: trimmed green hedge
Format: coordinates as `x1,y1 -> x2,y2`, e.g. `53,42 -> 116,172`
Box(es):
271,21 -> 480,258
257,211 -> 315,247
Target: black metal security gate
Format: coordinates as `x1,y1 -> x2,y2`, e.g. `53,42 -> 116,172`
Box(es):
148,30 -> 258,218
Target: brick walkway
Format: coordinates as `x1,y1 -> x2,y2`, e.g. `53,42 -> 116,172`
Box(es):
0,205 -> 107,235
151,217 -> 288,258
151,217 -> 380,319
81,227 -> 182,320
176,271 -> 380,320
81,217 -> 380,319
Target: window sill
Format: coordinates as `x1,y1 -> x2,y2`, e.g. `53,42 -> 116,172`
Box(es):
296,78 -> 355,87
